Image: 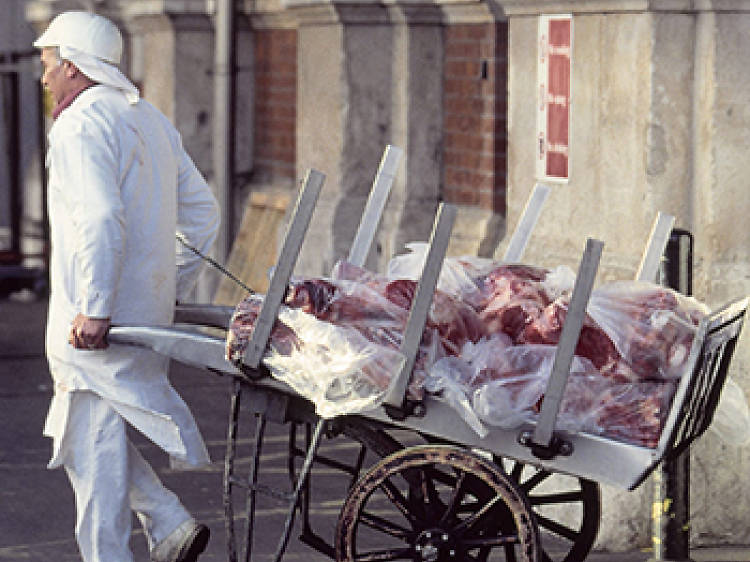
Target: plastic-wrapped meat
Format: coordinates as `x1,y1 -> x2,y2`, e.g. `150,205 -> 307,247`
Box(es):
226,295 -> 300,363
226,251 -> 709,445
332,264 -> 485,398
520,300 -> 621,375
381,276 -> 485,356
476,265 -> 550,339
333,262 -> 485,358
587,380 -> 677,448
226,291 -> 407,418
475,264 -> 577,342
286,277 -> 409,330
431,341 -> 676,447
587,282 -> 708,380
424,277 -> 708,447
295,273 -> 435,400
478,264 -> 550,302
226,262 -> 485,406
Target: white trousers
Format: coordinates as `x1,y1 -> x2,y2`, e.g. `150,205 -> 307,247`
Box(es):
61,390 -> 191,562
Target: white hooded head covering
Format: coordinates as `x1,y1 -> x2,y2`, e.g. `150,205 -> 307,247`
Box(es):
34,11 -> 139,104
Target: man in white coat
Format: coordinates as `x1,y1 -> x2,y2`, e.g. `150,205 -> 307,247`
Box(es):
35,11 -> 220,562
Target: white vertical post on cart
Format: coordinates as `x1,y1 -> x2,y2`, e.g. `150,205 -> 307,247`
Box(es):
635,212 -> 675,282
500,183 -> 551,263
383,203 -> 457,413
531,238 -> 603,450
348,145 -> 403,267
243,169 -> 326,369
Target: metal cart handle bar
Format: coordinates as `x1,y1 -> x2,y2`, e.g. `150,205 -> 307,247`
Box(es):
521,238 -> 604,459
242,169 -> 326,371
383,202 -> 457,419
173,304 -> 236,330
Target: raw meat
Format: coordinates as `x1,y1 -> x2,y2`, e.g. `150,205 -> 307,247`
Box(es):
225,255 -> 707,446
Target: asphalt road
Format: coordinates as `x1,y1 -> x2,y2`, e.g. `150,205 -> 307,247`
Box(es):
1,294 -> 743,562
0,294 -> 342,562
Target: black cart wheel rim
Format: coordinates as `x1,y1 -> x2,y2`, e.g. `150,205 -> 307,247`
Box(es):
336,445 -> 540,562
496,457 -> 600,562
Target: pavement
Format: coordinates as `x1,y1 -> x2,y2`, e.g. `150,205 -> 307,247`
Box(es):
1,292 -> 748,562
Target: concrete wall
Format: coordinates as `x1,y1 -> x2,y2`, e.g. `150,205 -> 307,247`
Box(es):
499,0 -> 750,550
291,2 -> 446,275
689,9 -> 750,546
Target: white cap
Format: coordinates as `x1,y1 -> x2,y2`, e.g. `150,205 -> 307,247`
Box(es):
34,12 -> 139,104
33,11 -> 122,64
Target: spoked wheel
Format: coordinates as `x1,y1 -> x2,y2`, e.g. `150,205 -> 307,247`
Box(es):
336,445 -> 540,562
494,457 -> 600,562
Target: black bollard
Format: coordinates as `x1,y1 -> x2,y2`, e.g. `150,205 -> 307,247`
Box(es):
649,228 -> 694,562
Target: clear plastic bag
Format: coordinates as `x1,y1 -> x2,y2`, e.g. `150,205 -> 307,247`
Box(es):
386,241 -> 495,307
709,376 -> 750,446
579,378 -> 676,448
263,306 -> 407,418
225,264 -> 484,417
587,281 -> 709,381
424,356 -> 489,438
426,337 -> 677,447
226,293 -> 407,418
427,342 -> 599,433
468,344 -> 605,433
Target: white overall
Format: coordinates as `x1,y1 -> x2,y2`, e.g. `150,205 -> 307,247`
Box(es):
44,85 -> 219,561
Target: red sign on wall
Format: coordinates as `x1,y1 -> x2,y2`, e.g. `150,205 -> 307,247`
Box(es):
537,15 -> 571,180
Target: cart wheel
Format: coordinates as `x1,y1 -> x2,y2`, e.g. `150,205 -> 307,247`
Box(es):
494,458 -> 600,562
336,445 -> 540,562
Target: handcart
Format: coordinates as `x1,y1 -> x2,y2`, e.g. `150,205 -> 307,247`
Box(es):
109,149 -> 748,562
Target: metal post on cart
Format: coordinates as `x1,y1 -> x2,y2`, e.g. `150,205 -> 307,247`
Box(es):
348,144 -> 403,267
500,182 -> 551,263
648,228 -> 695,562
518,238 -> 604,458
382,202 -> 457,419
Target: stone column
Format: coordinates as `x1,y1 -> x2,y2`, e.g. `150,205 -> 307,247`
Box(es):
290,0 -> 444,276
495,0 -> 750,552
685,4 -> 750,549
122,6 -> 215,173
120,2 -> 254,180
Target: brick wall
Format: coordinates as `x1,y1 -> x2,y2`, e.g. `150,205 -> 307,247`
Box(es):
442,22 -> 508,213
253,29 -> 297,182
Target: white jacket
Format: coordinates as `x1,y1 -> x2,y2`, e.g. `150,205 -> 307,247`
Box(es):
44,85 -> 220,468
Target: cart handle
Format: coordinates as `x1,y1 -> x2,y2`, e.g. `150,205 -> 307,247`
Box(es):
173,303 -> 235,329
